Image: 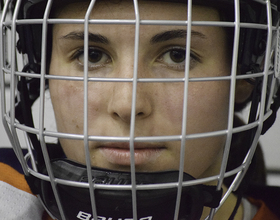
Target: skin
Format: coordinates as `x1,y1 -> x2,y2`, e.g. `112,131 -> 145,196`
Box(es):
49,1 -> 249,219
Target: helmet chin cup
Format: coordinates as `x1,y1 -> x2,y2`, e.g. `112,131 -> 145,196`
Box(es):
27,159 -> 222,220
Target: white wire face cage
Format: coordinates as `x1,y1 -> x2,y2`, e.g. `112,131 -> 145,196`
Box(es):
1,0 -> 280,219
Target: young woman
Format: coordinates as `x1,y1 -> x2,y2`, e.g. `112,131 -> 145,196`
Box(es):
0,0 -> 280,219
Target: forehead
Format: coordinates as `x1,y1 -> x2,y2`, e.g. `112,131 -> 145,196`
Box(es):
55,0 -> 220,21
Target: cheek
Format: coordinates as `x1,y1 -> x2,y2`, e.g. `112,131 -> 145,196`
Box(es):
156,81 -> 230,134
184,81 -> 230,177
187,81 -> 230,133
161,81 -> 229,177
49,80 -> 84,133
49,80 -> 107,163
151,83 -> 185,136
49,80 -> 110,133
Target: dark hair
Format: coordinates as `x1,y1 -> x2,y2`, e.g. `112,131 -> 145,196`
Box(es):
225,116 -> 267,188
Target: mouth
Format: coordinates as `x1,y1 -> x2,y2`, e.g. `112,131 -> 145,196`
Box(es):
97,143 -> 165,167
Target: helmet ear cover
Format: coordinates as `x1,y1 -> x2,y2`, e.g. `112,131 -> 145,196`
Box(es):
25,159 -> 223,220
16,0 -> 50,72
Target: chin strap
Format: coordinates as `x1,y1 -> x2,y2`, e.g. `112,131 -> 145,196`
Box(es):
26,159 -> 223,220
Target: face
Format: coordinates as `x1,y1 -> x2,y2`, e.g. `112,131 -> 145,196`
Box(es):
49,0 -> 231,179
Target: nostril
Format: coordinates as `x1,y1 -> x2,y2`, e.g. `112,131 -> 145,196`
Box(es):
112,111 -> 146,122
113,112 -> 120,118
137,112 -> 145,117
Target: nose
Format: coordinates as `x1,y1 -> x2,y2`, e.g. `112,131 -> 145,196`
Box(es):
108,79 -> 152,124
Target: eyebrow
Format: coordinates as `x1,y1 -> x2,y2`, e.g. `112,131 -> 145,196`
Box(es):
60,31 -> 109,44
60,29 -> 205,45
150,29 -> 206,44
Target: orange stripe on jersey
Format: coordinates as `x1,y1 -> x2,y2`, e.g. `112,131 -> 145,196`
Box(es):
0,162 -> 32,195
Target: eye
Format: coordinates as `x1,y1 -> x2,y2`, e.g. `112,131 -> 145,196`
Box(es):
157,47 -> 201,71
162,49 -> 186,64
74,48 -> 111,69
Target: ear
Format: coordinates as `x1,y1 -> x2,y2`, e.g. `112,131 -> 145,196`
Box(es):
235,79 -> 255,104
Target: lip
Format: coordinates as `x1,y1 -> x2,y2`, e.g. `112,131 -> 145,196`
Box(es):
98,143 -> 165,166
